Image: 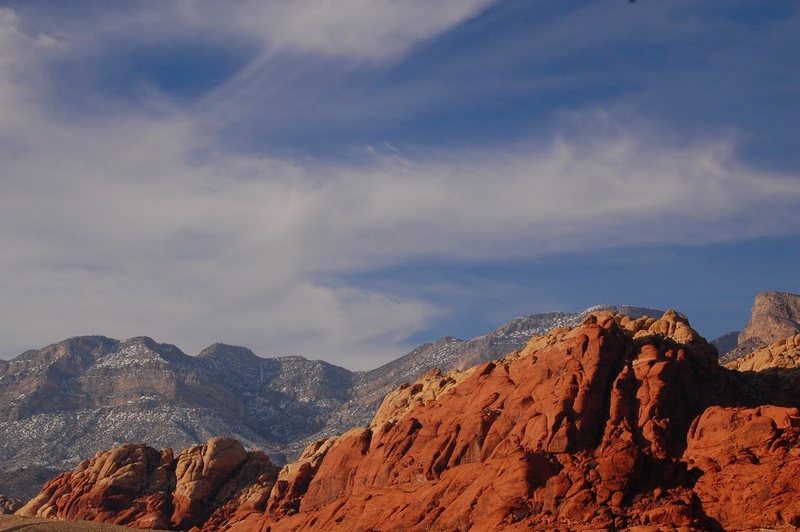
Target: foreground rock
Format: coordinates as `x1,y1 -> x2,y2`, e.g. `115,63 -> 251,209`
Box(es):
19,311 -> 800,531
17,437 -> 278,530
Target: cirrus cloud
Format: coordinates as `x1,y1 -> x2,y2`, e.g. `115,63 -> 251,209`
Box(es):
0,3 -> 798,368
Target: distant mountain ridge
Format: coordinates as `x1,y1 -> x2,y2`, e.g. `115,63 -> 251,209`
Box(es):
0,304 -> 660,500
718,291 -> 800,363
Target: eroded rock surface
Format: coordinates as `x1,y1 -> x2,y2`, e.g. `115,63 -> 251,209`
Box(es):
726,333 -> 800,372
220,311 -> 799,531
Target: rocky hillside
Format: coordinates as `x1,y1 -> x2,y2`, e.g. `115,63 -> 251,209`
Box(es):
320,305 -> 660,437
0,337 -> 353,499
17,437 -> 278,530
0,305 -> 659,500
17,310 -> 800,531
725,333 -> 800,372
720,291 -> 800,363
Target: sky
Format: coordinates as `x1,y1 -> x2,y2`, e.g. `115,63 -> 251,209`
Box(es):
0,0 -> 798,369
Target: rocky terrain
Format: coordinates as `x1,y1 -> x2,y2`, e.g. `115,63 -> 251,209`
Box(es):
0,495 -> 21,515
319,305 -> 660,437
16,310 -> 800,531
0,305 -> 658,500
709,330 -> 738,356
0,337 -> 352,500
720,291 -> 800,363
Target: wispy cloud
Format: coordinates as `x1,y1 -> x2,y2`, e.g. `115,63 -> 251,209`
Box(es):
0,3 -> 798,367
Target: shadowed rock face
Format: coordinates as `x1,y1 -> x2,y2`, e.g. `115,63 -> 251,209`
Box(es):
19,310 -> 800,531
0,495 -> 22,514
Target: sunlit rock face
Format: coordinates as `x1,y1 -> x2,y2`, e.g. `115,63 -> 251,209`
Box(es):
17,437 -> 280,531
0,305 -> 659,500
722,291 -> 800,363
22,310 -> 799,531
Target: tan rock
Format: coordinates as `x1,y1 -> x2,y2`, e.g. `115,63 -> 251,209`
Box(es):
725,333 -> 800,371
370,366 -> 474,428
738,291 -> 800,348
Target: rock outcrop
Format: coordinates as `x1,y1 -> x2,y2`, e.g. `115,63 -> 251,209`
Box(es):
739,291 -> 800,346
684,405 -> 800,529
19,310 -> 800,531
725,333 -> 800,372
0,495 -> 22,514
369,367 -> 474,428
722,291 -> 800,363
16,437 -> 279,530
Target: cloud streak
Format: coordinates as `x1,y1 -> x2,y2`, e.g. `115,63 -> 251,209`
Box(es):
0,3 -> 798,368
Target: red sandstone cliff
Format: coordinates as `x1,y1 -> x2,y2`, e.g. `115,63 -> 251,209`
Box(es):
17,437 -> 279,530
17,311 -> 800,531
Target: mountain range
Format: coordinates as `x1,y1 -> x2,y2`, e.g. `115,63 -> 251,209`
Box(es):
1,293 -> 798,504
10,307 -> 800,531
0,305 -> 659,500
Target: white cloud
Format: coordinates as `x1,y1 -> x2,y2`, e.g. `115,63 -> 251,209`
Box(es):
234,0 -> 496,60
0,4 -> 798,368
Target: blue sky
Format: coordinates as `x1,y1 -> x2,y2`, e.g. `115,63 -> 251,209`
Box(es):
0,0 -> 798,368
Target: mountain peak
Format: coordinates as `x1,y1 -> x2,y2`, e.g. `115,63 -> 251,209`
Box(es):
198,343 -> 259,361
738,291 -> 800,350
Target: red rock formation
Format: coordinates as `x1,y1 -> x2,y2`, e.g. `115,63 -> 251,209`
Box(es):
16,437 -> 279,530
684,405 -> 800,528
17,311 -> 800,531
223,311 -> 799,531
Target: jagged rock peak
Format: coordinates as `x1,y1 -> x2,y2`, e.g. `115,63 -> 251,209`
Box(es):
739,290 -> 800,348
198,343 -> 259,361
